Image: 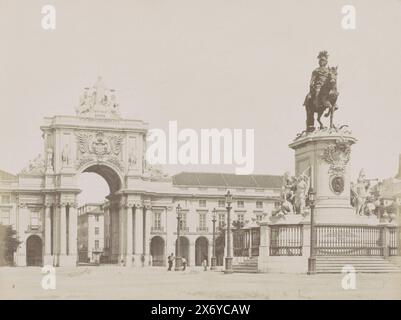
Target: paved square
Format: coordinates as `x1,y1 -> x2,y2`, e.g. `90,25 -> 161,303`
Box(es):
0,266 -> 400,299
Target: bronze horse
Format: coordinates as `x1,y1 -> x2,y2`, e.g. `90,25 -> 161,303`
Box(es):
303,66 -> 339,131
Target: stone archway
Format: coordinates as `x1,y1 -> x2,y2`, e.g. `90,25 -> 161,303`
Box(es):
79,163 -> 123,195
195,236 -> 209,266
15,78 -> 149,267
26,235 -> 43,266
77,163 -> 123,265
150,236 -> 165,266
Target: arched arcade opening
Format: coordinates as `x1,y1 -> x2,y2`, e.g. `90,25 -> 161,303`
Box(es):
150,236 -> 165,266
195,236 -> 209,266
26,235 -> 43,266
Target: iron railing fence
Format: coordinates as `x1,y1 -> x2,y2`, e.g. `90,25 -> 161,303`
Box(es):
315,225 -> 384,256
269,225 -> 303,256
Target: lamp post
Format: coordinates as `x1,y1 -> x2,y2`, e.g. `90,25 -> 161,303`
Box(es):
307,187 -> 316,275
174,204 -> 182,271
210,208 -> 217,270
224,190 -> 233,274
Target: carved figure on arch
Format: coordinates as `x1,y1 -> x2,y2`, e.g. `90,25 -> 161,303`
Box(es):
61,144 -> 70,166
46,147 -> 54,171
128,146 -> 137,168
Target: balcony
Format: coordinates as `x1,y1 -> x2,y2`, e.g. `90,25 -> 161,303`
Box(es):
197,227 -> 209,233
27,225 -> 41,233
91,247 -> 103,254
151,226 -> 164,233
178,227 -> 189,233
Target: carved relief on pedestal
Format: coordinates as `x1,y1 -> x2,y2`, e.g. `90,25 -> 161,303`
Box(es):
75,131 -> 125,172
321,138 -> 352,195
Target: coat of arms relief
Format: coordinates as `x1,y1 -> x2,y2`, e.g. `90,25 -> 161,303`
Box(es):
75,131 -> 125,172
321,139 -> 351,194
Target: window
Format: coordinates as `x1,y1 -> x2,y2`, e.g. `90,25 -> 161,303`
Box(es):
30,211 -> 39,226
199,200 -> 206,207
218,213 -> 225,229
237,214 -> 244,224
237,201 -> 244,208
198,212 -> 207,230
1,195 -> 10,204
95,240 -> 99,249
0,209 -> 10,225
256,214 -> 263,222
95,227 -> 99,235
95,215 -> 99,222
218,200 -> 225,208
256,201 -> 263,209
153,211 -> 161,230
180,212 -> 187,230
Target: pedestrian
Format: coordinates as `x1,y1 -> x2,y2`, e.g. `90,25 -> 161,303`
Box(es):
202,258 -> 207,271
182,257 -> 187,271
167,253 -> 174,271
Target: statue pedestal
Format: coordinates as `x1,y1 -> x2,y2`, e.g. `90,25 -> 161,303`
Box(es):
289,128 -> 358,224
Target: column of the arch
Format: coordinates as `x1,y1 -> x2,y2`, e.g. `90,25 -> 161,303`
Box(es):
118,201 -> 126,265
110,202 -> 120,263
43,203 -> 53,265
67,203 -> 78,266
58,203 -> 68,266
124,204 -> 133,267
133,205 -> 143,266
143,206 -> 151,266
52,204 -> 59,266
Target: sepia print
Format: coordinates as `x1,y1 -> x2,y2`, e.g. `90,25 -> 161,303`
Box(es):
0,0 -> 400,303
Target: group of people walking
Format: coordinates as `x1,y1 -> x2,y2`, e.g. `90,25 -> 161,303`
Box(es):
167,253 -> 187,271
167,253 -> 208,271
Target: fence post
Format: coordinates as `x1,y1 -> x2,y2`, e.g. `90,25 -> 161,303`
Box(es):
399,226 -> 401,257
257,222 -> 270,272
302,222 -> 311,258
383,225 -> 389,258
249,229 -> 252,257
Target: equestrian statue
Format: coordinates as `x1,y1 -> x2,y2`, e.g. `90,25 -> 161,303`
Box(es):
303,51 -> 339,132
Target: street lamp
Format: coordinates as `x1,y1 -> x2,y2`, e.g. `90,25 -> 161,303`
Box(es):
224,190 -> 233,274
307,187 -> 316,275
174,203 -> 182,271
210,208 -> 217,270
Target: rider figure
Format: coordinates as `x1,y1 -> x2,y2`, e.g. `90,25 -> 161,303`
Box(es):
308,51 -> 330,110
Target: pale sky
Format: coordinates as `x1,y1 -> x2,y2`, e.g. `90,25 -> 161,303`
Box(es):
0,0 -> 400,204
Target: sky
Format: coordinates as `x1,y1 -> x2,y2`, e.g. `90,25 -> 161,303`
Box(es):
0,0 -> 400,204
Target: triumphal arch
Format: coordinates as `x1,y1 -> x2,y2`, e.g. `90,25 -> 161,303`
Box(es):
15,77 -> 173,267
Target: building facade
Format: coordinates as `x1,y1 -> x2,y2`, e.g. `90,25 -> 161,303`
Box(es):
102,172 -> 282,267
77,203 -> 105,263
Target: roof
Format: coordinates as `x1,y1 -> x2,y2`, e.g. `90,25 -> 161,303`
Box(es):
172,172 -> 283,189
0,169 -> 17,181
